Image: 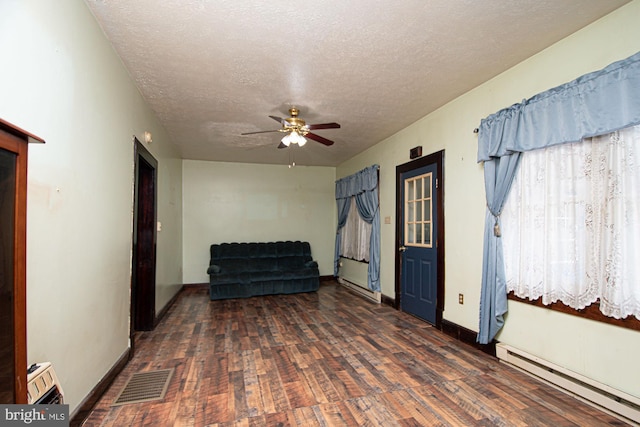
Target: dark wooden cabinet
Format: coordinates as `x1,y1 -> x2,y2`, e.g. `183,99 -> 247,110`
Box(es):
0,119 -> 43,404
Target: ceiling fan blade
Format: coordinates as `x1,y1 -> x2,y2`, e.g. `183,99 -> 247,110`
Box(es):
277,142 -> 287,149
306,132 -> 334,146
307,122 -> 341,130
241,130 -> 281,135
269,115 -> 287,126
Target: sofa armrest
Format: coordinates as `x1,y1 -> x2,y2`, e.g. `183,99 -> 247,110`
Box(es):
304,260 -> 318,269
207,264 -> 221,274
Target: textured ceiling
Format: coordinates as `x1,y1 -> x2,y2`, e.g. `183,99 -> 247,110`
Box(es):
84,0 -> 629,166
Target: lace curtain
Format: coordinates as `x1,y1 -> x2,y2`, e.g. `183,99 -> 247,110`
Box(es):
502,124 -> 640,319
340,197 -> 372,262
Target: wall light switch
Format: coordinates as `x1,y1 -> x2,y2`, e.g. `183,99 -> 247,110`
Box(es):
157,221 -> 162,232
458,293 -> 464,304
384,216 -> 391,224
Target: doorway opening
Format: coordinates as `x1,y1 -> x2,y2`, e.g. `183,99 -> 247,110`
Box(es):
131,138 -> 157,341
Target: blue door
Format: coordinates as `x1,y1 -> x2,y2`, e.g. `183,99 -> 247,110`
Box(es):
400,163 -> 438,324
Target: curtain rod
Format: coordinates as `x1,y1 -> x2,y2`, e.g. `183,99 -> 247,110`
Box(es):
473,128 -> 479,134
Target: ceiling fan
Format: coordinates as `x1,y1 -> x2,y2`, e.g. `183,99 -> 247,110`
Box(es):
241,107 -> 340,148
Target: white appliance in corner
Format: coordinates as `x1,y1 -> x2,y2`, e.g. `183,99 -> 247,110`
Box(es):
27,362 -> 64,404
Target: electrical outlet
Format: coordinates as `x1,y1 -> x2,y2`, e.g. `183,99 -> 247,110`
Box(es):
458,293 -> 464,304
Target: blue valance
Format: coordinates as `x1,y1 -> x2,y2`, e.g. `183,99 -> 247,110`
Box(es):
335,164 -> 379,199
478,50 -> 640,162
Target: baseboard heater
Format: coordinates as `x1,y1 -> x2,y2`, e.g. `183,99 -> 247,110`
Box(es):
496,343 -> 640,424
338,277 -> 381,303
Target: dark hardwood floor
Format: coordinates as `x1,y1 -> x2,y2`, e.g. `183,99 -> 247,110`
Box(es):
82,282 -> 627,426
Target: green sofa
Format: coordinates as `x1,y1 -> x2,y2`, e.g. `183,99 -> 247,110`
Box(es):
207,241 -> 320,300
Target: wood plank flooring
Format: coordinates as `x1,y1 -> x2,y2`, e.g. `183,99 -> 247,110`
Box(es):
82,283 -> 628,426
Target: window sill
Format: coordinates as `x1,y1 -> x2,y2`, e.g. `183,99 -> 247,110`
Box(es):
507,292 -> 640,333
339,256 -> 369,264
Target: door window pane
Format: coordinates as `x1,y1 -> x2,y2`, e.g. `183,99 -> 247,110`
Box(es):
404,172 -> 434,248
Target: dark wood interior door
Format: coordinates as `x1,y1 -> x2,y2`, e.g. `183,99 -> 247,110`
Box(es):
0,119 -> 44,404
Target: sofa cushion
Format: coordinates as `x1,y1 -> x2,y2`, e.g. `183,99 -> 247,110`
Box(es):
248,242 -> 277,258
277,256 -> 304,270
227,258 -> 279,273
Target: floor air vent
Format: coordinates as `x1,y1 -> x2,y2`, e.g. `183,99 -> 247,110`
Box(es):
112,368 -> 174,406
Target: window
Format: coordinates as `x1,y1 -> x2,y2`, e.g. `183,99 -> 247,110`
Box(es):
404,172 -> 433,247
502,124 -> 640,320
334,164 -> 380,291
340,197 -> 372,262
476,51 -> 640,343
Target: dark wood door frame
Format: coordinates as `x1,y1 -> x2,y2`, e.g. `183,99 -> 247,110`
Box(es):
131,138 -> 157,341
395,150 -> 445,327
0,119 -> 44,403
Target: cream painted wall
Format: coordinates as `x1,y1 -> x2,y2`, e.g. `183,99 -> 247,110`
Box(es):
0,0 -> 182,413
336,1 -> 640,398
339,258 -> 369,289
182,160 -> 335,284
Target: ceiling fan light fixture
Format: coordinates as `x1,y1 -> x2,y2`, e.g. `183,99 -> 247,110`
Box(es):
294,131 -> 307,146
243,108 -> 339,149
281,133 -> 292,146
282,130 -> 307,147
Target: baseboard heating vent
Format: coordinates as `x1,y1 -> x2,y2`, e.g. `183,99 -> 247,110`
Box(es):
496,343 -> 640,425
338,277 -> 381,303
